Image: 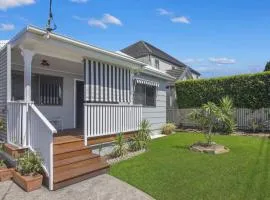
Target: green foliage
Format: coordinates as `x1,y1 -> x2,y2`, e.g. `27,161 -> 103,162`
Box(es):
0,119 -> 4,131
264,61 -> 270,72
0,160 -> 6,168
111,133 -> 128,158
129,120 -> 151,151
217,96 -> 236,133
17,151 -> 43,176
161,123 -> 176,135
175,72 -> 270,109
189,97 -> 235,144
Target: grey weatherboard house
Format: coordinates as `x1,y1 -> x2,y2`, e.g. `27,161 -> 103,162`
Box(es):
0,26 -> 180,190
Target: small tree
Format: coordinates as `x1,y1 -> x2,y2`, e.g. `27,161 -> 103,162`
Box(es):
264,61 -> 270,72
190,97 -> 234,145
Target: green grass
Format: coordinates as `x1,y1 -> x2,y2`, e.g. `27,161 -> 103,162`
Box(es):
109,133 -> 270,200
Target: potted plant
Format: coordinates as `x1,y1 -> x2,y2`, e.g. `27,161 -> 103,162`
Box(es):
13,151 -> 43,192
0,159 -> 14,182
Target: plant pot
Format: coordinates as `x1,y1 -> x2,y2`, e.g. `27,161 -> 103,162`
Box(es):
13,171 -> 43,192
0,167 -> 14,182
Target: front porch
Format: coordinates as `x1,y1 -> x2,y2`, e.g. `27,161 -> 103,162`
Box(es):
5,26 -> 145,190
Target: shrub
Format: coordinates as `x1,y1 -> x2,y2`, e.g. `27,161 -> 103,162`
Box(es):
111,133 -> 128,158
161,123 -> 176,135
0,160 -> 6,168
17,151 -> 43,176
175,72 -> 270,109
129,120 -> 151,151
189,97 -> 235,144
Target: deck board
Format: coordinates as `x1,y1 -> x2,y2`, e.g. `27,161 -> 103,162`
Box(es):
54,129 -> 137,146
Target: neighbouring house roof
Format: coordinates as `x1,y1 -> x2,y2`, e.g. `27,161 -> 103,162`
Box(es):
116,51 -> 175,81
0,40 -> 8,50
121,40 -> 200,76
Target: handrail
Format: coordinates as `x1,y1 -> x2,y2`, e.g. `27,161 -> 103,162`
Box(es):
84,103 -> 143,107
29,104 -> 57,134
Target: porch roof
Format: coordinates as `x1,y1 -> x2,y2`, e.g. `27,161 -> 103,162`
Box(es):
8,25 -> 146,70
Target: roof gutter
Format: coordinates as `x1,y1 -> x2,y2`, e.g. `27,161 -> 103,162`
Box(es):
12,25 -> 146,67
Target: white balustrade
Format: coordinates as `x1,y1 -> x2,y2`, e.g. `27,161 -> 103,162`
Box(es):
84,103 -> 142,143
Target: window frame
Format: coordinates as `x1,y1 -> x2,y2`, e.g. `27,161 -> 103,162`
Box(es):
133,83 -> 157,107
11,71 -> 63,106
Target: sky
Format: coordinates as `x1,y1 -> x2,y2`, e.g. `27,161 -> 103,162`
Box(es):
1,0 -> 270,78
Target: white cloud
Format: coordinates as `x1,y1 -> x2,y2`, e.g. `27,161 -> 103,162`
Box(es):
102,14 -> 122,26
0,23 -> 15,31
209,57 -> 236,65
171,16 -> 190,24
87,14 -> 122,29
72,15 -> 88,21
0,0 -> 35,10
156,8 -> 173,16
183,58 -> 204,64
88,19 -> 107,29
70,0 -> 88,3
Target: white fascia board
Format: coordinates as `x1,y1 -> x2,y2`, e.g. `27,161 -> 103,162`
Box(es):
25,26 -> 146,67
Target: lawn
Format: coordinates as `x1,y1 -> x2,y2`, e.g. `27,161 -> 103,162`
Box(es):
109,133 -> 270,200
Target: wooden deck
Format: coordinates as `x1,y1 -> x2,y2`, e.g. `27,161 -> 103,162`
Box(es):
54,129 -> 137,146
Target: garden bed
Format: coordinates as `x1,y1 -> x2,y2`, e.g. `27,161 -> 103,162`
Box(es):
107,149 -> 145,165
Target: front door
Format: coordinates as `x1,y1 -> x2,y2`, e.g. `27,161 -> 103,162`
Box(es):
76,80 -> 84,129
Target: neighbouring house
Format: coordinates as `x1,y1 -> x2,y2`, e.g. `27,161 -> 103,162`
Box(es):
121,40 -> 200,109
0,26 -> 175,190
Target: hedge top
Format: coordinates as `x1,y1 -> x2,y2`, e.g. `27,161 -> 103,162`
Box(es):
175,71 -> 270,109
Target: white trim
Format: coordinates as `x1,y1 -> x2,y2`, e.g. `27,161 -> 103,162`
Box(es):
85,59 -> 90,101
7,44 -> 11,101
73,79 -> 84,129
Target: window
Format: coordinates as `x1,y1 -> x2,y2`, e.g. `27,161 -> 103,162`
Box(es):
134,84 -> 156,107
12,71 -> 63,106
155,59 -> 160,69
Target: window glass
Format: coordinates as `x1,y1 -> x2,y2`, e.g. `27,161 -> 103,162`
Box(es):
155,59 -> 160,69
11,71 -> 63,106
134,83 -> 156,107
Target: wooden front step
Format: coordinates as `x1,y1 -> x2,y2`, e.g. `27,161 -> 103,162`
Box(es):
53,136 -> 109,190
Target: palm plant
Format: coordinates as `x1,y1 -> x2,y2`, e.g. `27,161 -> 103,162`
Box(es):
111,133 -> 128,158
218,96 -> 236,133
190,97 -> 235,145
129,120 -> 151,151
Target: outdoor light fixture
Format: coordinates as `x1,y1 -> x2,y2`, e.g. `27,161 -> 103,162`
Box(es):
41,59 -> 50,67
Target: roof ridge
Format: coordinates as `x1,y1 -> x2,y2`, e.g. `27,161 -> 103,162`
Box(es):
141,41 -> 152,54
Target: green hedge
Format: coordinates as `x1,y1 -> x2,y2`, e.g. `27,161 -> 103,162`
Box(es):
175,72 -> 270,109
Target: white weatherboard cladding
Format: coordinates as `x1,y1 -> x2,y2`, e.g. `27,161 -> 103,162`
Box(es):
135,73 -> 168,133
0,46 -> 7,140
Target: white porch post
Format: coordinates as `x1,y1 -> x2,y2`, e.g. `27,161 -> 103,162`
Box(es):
130,72 -> 134,104
20,48 -> 35,147
21,49 -> 35,102
84,59 -> 89,146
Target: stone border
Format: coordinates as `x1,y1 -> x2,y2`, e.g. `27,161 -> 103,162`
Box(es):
107,149 -> 146,165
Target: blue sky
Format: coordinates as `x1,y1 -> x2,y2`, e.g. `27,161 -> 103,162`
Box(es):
1,0 -> 270,77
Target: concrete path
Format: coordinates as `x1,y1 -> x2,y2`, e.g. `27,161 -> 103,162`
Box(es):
0,174 -> 154,200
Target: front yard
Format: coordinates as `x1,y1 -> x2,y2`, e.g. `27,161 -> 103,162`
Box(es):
109,133 -> 270,200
